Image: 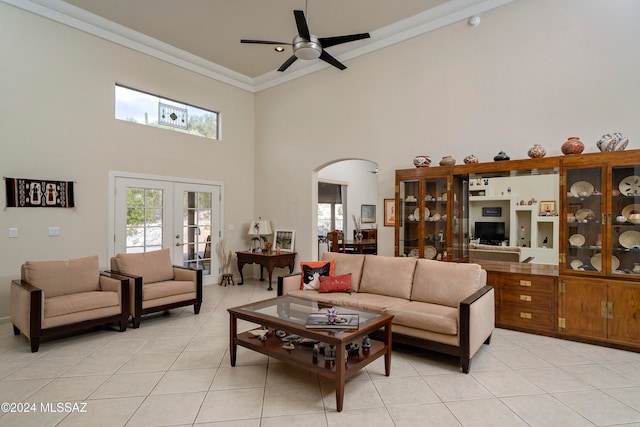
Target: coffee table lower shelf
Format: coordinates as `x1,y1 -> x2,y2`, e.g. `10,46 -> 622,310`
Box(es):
229,303 -> 393,412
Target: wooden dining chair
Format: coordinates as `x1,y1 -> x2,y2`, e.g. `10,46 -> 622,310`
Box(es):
327,230 -> 347,253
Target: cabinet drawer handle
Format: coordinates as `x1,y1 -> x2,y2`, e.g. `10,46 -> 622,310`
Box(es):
520,280 -> 532,287
520,312 -> 532,319
520,295 -> 532,302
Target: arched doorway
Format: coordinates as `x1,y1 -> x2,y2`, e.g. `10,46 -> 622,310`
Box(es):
314,159 -> 378,258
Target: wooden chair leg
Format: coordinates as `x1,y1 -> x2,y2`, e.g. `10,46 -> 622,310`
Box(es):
30,337 -> 40,353
194,303 -> 201,315
461,357 -> 471,374
13,325 -> 20,336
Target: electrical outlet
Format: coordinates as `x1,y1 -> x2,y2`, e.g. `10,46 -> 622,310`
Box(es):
48,227 -> 61,236
9,228 -> 18,238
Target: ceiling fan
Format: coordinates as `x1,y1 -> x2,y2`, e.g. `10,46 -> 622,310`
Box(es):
241,9 -> 370,72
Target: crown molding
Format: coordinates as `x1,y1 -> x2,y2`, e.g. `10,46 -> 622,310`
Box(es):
3,0 -> 514,93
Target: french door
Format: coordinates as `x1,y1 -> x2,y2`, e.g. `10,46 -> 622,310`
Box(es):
112,175 -> 221,285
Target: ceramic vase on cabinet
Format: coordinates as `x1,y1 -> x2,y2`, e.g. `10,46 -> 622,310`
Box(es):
527,144 -> 546,158
413,155 -> 431,168
439,155 -> 456,166
493,151 -> 510,161
561,137 -> 584,155
597,133 -> 629,152
463,154 -> 479,164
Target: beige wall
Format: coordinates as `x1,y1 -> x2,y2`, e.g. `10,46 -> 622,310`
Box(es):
255,0 -> 640,261
1,0 -> 639,319
0,3 -> 255,318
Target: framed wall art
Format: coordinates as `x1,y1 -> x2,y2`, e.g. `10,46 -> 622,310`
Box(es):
361,204 -> 376,223
384,199 -> 395,226
482,207 -> 502,217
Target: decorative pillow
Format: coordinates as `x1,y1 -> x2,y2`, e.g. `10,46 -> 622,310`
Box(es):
319,273 -> 353,293
299,260 -> 335,290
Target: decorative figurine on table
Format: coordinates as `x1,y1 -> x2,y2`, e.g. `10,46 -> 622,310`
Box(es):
312,344 -> 319,362
326,307 -> 337,325
362,335 -> 371,349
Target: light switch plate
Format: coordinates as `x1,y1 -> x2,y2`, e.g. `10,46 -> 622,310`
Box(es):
9,228 -> 18,238
48,227 -> 61,236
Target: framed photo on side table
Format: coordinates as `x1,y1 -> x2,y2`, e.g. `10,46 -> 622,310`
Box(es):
274,229 -> 295,252
384,199 -> 395,226
361,204 -> 376,223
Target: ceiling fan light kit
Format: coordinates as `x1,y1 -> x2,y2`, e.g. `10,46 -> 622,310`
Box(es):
241,9 -> 370,72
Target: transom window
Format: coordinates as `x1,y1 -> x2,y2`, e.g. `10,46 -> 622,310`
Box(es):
115,84 -> 219,140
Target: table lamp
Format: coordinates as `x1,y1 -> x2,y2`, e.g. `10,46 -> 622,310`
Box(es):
248,218 -> 272,252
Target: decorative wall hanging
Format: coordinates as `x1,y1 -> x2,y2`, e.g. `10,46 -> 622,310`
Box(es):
4,177 -> 75,208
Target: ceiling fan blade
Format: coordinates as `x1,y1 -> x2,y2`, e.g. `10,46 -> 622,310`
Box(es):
319,33 -> 370,48
241,39 -> 291,45
277,55 -> 298,72
294,10 -> 311,40
319,51 -> 346,70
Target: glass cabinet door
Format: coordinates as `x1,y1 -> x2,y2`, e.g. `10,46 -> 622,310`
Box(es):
565,167 -> 605,274
451,175 -> 469,261
611,165 -> 640,276
424,177 -> 448,260
399,179 -> 420,257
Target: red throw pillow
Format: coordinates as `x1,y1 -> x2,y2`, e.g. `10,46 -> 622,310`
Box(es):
300,260 -> 335,290
318,273 -> 353,293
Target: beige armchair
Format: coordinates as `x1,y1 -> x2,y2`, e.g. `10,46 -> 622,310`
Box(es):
11,255 -> 129,352
110,248 -> 202,328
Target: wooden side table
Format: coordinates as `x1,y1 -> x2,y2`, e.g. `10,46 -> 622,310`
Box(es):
236,251 -> 297,291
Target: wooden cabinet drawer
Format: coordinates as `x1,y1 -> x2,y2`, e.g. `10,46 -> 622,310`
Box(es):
499,288 -> 554,310
499,303 -> 556,331
501,275 -> 555,293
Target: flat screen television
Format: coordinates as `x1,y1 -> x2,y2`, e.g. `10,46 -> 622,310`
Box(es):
474,221 -> 506,245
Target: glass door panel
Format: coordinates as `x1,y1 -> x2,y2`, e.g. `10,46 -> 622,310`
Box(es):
399,179 -> 419,257
424,177 -> 448,259
611,165 -> 640,275
565,167 -> 604,273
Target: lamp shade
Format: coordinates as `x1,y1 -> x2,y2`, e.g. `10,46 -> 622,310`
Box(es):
248,219 -> 272,236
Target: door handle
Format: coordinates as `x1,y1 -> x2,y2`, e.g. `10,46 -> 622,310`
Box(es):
176,234 -> 180,239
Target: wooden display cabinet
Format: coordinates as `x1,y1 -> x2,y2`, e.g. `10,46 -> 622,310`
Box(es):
393,151 -> 640,351
559,151 -> 640,348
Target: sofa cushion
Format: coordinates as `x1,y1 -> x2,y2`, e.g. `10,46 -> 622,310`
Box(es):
411,259 -> 483,307
116,248 -> 174,284
321,252 -> 365,292
300,260 -> 335,290
23,255 -> 100,298
143,280 -> 196,301
386,301 -> 458,336
358,255 -> 416,300
45,291 -> 119,318
318,274 -> 353,293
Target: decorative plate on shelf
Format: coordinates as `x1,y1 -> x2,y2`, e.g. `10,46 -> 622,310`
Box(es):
570,259 -> 584,270
413,208 -> 420,221
621,204 -> 640,222
619,230 -> 640,249
569,233 -> 585,247
590,254 -> 620,272
423,207 -> 430,220
575,208 -> 595,221
424,245 -> 437,259
408,248 -> 419,258
619,175 -> 640,196
570,181 -> 595,198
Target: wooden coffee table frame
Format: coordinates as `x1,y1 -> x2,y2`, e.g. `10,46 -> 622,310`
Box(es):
228,296 -> 393,412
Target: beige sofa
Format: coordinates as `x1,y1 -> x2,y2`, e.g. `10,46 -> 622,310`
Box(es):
277,252 -> 495,373
469,243 -> 521,262
11,255 -> 129,352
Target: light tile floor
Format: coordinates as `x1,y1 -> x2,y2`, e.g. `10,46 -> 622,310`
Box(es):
1,280 -> 640,426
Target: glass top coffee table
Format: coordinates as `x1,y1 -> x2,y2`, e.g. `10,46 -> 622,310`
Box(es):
228,295 -> 393,412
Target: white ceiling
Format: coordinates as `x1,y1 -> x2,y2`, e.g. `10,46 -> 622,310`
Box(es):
8,0 -> 514,91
